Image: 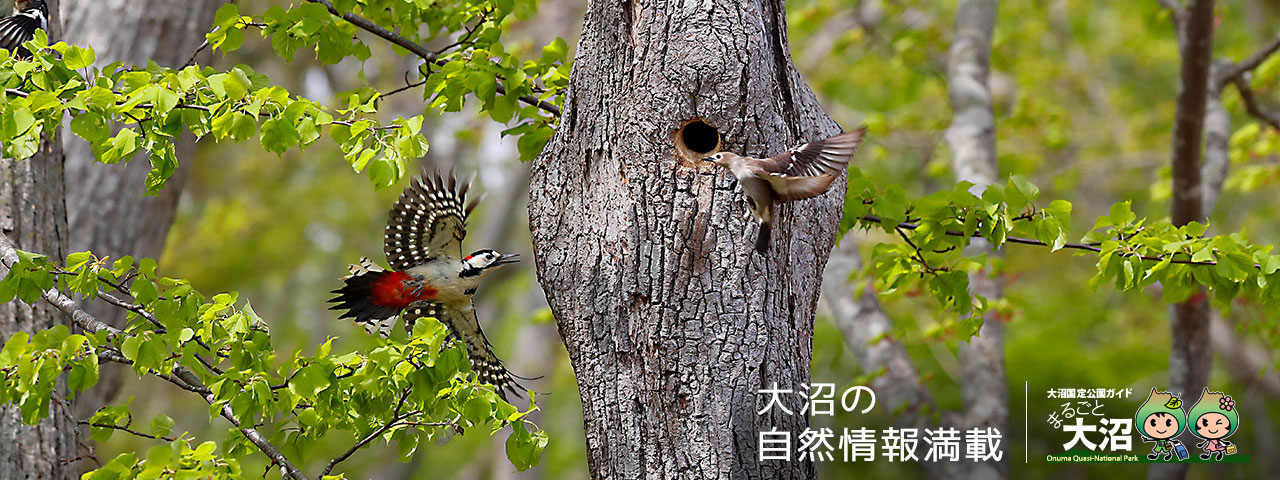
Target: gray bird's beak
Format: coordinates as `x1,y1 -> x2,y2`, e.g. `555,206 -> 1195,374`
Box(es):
494,253 -> 521,265
701,156 -> 715,162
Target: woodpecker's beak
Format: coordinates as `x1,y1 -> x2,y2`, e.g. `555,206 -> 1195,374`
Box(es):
494,253 -> 521,266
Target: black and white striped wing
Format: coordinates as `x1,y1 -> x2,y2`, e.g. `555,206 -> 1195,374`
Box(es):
384,171 -> 480,270
0,6 -> 46,57
404,301 -> 528,401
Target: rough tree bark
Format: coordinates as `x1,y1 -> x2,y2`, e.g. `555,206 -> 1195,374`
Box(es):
0,136 -> 74,480
528,0 -> 847,477
1155,2 -> 1215,479
60,0 -> 220,415
944,2 -> 1008,479
0,4 -> 75,479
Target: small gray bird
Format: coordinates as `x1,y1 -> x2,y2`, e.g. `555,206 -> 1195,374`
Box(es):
703,126 -> 867,252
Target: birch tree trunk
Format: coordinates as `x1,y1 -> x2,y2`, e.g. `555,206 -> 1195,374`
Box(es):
944,2 -> 1009,479
0,3 -> 74,477
60,0 -> 220,415
528,0 -> 846,477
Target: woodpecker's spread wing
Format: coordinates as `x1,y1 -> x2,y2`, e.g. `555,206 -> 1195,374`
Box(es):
384,171 -> 480,270
403,301 -> 530,401
0,4 -> 46,57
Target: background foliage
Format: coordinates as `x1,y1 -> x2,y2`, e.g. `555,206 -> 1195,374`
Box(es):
1,0 -> 1278,478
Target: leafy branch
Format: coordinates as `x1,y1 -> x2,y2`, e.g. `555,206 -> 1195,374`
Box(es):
0,229 -> 548,478
842,171 -> 1280,316
0,231 -> 310,479
299,0 -> 563,116
202,1 -> 569,161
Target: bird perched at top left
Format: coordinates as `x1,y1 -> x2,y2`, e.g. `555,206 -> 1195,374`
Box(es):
0,0 -> 47,59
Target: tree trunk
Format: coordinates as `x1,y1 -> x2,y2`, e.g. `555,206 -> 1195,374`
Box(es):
945,2 -> 1009,479
0,6 -> 72,478
60,0 -> 220,416
528,0 -> 845,477
0,139 -> 74,480
1154,2 -> 1216,479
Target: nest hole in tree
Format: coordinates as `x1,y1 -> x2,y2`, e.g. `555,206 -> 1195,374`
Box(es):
674,119 -> 722,166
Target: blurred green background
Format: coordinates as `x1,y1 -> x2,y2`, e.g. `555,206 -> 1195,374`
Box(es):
93,0 -> 1280,478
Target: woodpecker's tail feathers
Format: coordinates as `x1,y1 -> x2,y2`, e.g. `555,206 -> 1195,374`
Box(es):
328,268 -> 401,335
755,221 -> 772,253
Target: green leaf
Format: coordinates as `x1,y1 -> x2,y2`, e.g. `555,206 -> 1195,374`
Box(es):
71,112 -> 110,144
260,117 -> 300,154
516,125 -> 553,161
463,396 -> 492,425
541,37 -> 569,63
64,45 -> 96,70
149,414 -> 175,438
1108,201 -> 1132,227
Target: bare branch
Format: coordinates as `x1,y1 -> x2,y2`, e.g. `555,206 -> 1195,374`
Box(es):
0,231 -> 311,480
1216,32 -> 1280,88
1157,0 -> 1185,28
182,39 -> 209,69
1231,76 -> 1280,132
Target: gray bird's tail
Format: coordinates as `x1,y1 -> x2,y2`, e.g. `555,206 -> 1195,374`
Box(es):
755,222 -> 771,253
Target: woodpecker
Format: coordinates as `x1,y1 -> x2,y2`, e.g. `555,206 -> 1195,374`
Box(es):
329,170 -> 530,400
0,0 -> 47,59
703,126 -> 867,253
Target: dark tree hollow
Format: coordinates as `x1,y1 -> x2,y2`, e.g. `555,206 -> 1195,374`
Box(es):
678,119 -> 721,155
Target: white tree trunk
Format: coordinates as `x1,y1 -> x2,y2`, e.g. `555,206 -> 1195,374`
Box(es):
945,2 -> 1009,479
528,0 -> 846,477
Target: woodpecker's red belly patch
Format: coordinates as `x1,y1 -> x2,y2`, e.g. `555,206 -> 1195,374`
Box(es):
369,271 -> 437,308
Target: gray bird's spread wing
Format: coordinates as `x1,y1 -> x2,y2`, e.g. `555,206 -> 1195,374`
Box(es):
403,301 -> 529,401
755,173 -> 839,202
752,126 -> 867,201
384,171 -> 479,270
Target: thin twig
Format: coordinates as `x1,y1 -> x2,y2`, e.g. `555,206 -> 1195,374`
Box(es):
77,420 -> 178,442
182,39 -> 210,69
1216,32 -> 1280,88
858,214 -> 1240,267
894,227 -> 947,274
384,78 -> 427,99
321,387 -> 415,476
1231,76 -> 1280,132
